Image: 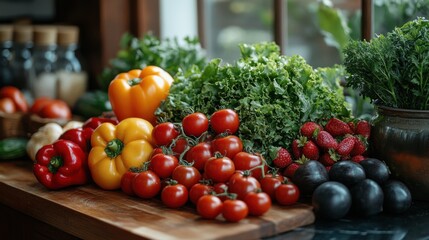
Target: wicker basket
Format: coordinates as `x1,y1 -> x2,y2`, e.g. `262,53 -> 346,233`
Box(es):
0,112 -> 27,139
23,114 -> 72,135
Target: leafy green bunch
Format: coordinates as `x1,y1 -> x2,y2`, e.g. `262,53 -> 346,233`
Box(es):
344,17 -> 429,110
98,33 -> 207,91
156,42 -> 351,156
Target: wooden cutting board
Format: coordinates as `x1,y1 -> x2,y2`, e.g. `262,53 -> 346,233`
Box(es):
0,160 -> 314,240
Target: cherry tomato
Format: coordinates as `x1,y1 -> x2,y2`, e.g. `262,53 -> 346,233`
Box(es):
182,112 -> 209,137
204,156 -> 235,183
189,183 -> 214,205
222,199 -> 248,222
132,170 -> 161,199
172,165 -> 202,189
197,195 -> 223,219
212,135 -> 243,159
233,152 -> 268,180
213,182 -> 229,201
0,98 -> 16,113
161,182 -> 189,208
150,154 -> 179,179
185,142 -> 213,171
260,174 -> 285,200
244,191 -> 272,216
0,86 -> 28,112
171,137 -> 188,157
152,122 -> 179,147
150,147 -> 164,158
275,182 -> 300,206
120,171 -> 139,196
228,172 -> 261,200
210,109 -> 239,135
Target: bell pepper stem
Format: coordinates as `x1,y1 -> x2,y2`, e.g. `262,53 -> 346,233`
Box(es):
105,139 -> 124,158
48,156 -> 63,174
128,78 -> 142,86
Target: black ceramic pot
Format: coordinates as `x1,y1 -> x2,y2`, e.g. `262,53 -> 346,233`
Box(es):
371,105 -> 429,201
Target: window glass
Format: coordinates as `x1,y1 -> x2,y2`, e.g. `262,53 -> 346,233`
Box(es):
202,0 -> 274,63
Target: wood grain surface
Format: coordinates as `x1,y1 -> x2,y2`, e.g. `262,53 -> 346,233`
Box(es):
0,160 -> 315,240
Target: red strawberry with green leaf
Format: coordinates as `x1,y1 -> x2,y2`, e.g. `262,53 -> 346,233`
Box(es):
336,135 -> 356,157
350,136 -> 367,156
355,120 -> 371,138
319,149 -> 339,166
302,139 -> 320,160
316,130 -> 338,149
270,146 -> 293,168
300,121 -> 322,139
325,117 -> 353,137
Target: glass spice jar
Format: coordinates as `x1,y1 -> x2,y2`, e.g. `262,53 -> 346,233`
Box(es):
29,26 -> 58,99
56,25 -> 87,107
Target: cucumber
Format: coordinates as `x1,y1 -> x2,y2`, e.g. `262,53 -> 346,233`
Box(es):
73,90 -> 112,119
0,137 -> 28,160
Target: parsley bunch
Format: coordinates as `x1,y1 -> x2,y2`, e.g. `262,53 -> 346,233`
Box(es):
344,17 -> 429,110
98,33 -> 207,91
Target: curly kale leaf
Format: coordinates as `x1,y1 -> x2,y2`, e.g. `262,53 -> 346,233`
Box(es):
156,42 -> 351,157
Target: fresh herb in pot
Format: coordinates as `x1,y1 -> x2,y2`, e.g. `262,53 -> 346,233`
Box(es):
156,42 -> 351,157
344,17 -> 429,110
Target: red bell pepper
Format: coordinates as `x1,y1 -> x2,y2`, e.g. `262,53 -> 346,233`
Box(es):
59,127 -> 94,153
33,139 -> 89,190
82,117 -> 119,130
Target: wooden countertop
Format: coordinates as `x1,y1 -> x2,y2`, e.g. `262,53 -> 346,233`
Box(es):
0,160 -> 315,240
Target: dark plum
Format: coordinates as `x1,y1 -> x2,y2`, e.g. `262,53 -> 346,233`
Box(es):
329,160 -> 366,187
359,158 -> 390,184
293,160 -> 329,196
382,180 -> 412,214
350,179 -> 384,216
312,181 -> 352,220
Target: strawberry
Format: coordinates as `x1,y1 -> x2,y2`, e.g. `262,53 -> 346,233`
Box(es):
302,140 -> 320,160
324,117 -> 353,137
350,136 -> 367,156
270,146 -> 293,168
316,130 -> 338,149
319,150 -> 339,166
291,139 -> 302,159
282,162 -> 300,179
300,121 -> 322,139
355,120 -> 371,138
336,136 -> 356,157
347,121 -> 356,133
351,155 -> 365,163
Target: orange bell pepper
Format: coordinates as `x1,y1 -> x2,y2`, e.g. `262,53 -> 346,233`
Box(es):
108,66 -> 173,124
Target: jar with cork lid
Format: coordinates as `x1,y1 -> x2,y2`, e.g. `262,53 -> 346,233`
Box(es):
29,26 -> 57,99
0,25 -> 14,88
11,25 -> 33,92
56,25 -> 87,107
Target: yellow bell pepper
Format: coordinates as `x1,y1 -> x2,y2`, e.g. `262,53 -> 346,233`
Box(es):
108,66 -> 174,125
88,118 -> 154,190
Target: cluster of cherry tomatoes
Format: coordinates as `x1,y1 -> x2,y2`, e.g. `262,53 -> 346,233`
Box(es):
120,109 -> 300,222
